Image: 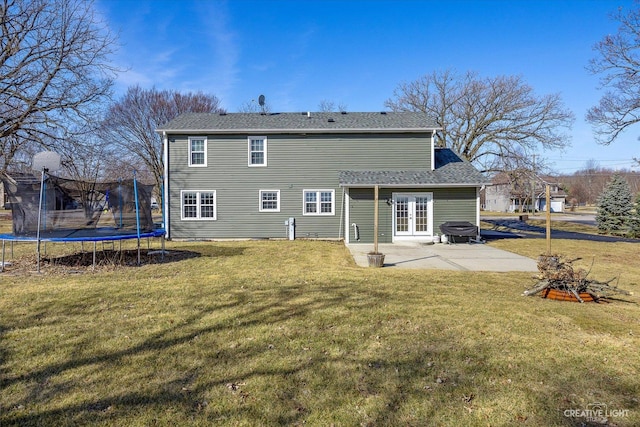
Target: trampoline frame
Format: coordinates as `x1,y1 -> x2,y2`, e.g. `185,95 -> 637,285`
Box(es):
0,228 -> 166,271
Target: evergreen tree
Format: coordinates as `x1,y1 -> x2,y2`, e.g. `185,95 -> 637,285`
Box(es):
595,174 -> 634,235
628,193 -> 640,238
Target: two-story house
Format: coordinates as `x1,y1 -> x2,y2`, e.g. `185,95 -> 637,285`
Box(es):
484,172 -> 567,213
156,112 -> 488,243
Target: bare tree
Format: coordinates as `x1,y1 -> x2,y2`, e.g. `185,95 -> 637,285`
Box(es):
559,161 -> 640,206
587,3 -> 640,145
567,181 -> 588,207
318,99 -> 348,113
0,0 -> 117,172
237,98 -> 271,114
101,86 -> 225,192
56,130 -> 111,182
385,69 -> 574,173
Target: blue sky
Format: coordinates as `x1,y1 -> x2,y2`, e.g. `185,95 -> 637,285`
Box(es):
97,0 -> 639,174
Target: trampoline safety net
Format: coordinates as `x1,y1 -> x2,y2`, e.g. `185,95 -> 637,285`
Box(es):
1,172 -> 156,238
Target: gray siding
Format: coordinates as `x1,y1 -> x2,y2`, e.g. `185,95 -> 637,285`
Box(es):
168,132 -> 432,239
347,188 -> 394,244
347,187 -> 478,244
432,187 -> 477,232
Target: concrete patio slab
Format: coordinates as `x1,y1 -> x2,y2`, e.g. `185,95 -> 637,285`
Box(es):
346,242 -> 538,271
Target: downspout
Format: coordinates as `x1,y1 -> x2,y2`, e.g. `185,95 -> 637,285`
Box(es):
338,188 -> 345,240
344,187 -> 351,243
162,132 -> 170,240
431,130 -> 436,171
476,186 -> 482,239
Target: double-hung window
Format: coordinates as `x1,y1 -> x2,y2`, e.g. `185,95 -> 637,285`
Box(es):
303,190 -> 335,215
181,190 -> 216,220
248,136 -> 267,166
189,137 -> 207,167
259,190 -> 280,212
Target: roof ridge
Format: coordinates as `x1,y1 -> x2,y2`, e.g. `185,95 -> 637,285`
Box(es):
157,111 -> 440,133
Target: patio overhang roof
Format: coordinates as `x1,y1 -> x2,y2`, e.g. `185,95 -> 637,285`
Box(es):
338,170 -> 489,188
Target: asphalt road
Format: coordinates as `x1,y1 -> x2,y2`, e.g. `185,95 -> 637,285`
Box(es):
481,214 -> 640,243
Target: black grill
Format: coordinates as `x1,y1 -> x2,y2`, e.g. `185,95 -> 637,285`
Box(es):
439,221 -> 478,243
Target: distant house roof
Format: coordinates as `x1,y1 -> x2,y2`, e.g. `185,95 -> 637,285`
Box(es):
489,172 -> 511,185
157,112 -> 440,134
339,148 -> 488,187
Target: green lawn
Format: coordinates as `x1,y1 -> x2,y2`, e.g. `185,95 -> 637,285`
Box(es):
1,232 -> 639,425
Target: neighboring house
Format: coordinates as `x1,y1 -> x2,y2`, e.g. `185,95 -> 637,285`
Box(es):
484,172 -> 567,213
156,112 -> 488,243
536,177 -> 567,213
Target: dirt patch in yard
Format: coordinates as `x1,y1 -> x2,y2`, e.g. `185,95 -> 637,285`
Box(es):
1,249 -> 201,275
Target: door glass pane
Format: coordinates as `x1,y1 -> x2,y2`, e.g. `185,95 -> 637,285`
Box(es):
395,196 -> 409,232
415,196 -> 429,232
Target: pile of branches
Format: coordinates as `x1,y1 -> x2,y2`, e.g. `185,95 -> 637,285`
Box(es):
523,254 -> 632,303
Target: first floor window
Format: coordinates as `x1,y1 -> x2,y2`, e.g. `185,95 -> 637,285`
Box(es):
303,190 -> 335,215
181,190 -> 216,220
259,190 -> 280,212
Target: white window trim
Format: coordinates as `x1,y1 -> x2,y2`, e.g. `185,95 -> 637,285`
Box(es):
180,190 -> 217,220
248,136 -> 267,167
259,189 -> 280,212
188,136 -> 207,167
302,189 -> 335,216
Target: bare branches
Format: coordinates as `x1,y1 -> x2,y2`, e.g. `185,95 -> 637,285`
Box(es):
318,99 -> 348,113
587,3 -> 640,145
237,98 -> 271,114
385,70 -> 574,174
0,0 -> 118,171
101,86 -> 225,192
523,254 -> 631,302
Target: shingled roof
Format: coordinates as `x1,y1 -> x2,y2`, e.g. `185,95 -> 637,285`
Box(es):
339,148 -> 488,187
157,112 -> 439,134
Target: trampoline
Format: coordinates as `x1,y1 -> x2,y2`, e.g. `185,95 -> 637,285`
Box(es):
1,169 -> 166,271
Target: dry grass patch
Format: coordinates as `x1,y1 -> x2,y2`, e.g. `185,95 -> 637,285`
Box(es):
488,238 -> 640,289
1,238 -> 639,426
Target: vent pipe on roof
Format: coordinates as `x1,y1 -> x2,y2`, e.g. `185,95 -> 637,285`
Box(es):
307,111 -> 311,118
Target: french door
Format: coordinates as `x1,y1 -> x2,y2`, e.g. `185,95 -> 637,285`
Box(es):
393,193 -> 433,240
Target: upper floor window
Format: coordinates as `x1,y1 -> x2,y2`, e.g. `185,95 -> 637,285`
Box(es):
303,190 -> 335,215
248,136 -> 267,167
189,137 -> 207,167
181,190 -> 216,220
